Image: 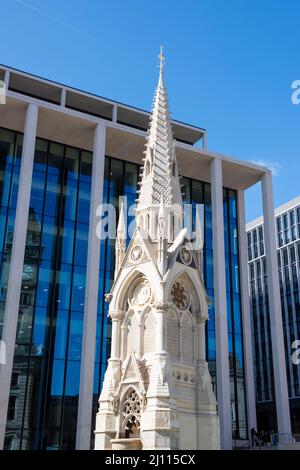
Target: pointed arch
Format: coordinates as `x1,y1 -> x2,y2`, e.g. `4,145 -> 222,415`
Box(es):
114,266 -> 153,313
120,386 -> 141,438
167,269 -> 208,318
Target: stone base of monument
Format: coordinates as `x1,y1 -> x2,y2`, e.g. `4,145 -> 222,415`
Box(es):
110,438 -> 143,450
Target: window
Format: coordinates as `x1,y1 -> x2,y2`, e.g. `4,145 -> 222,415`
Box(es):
250,263 -> 255,281
256,261 -> 261,278
259,226 -> 264,255
8,396 -> 16,421
263,258 -> 267,275
252,229 -> 258,258
290,246 -> 296,264
283,249 -> 288,267
11,372 -> 18,388
277,217 -> 282,233
253,230 -> 257,244
247,232 -> 251,247
277,252 -> 281,269
290,210 -> 297,241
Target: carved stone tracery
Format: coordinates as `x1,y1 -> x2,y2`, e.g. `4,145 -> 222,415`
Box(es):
121,388 -> 141,437
171,280 -> 190,310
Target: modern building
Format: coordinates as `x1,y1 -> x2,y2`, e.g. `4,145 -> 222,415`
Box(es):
247,196 -> 300,434
0,60 -> 291,450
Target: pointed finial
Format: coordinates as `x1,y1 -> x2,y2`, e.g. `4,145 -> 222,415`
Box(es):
117,199 -> 126,238
159,45 -> 165,74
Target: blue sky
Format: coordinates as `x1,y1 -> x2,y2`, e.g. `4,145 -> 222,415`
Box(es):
1,0 -> 300,221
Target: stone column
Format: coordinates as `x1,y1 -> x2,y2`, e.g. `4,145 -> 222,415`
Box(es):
261,171 -> 292,443
210,157 -> 232,449
76,123 -> 106,450
110,312 -> 121,360
197,314 -> 208,361
154,304 -> 165,354
137,316 -> 143,359
120,325 -> 127,360
237,189 -> 257,436
0,103 -> 38,450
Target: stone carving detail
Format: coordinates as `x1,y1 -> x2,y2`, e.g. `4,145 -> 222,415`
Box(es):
104,293 -> 112,303
143,310 -> 155,354
153,301 -> 171,312
171,280 -> 190,310
180,246 -> 192,265
166,311 -> 178,357
121,388 -> 141,437
132,281 -> 151,307
126,314 -> 139,354
180,316 -> 194,362
130,244 -> 143,262
172,367 -> 196,385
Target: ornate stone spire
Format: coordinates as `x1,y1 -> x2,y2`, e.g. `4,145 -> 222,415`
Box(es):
95,49 -> 220,451
136,47 -> 183,237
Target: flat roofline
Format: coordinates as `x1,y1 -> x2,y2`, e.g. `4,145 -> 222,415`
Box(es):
1,90 -> 268,190
246,195 -> 300,231
0,63 -> 205,135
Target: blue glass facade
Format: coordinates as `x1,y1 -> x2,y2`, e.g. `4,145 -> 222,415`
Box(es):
248,207 -> 300,434
0,129 -> 23,332
1,127 -> 247,449
3,134 -> 92,450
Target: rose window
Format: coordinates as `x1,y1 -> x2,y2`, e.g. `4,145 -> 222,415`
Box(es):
171,280 -> 190,310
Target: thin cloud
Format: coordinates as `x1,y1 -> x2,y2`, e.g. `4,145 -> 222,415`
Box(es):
251,160 -> 283,176
14,0 -> 93,39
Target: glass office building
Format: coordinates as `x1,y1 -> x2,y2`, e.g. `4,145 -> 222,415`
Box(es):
0,64 -> 278,450
0,127 -> 247,449
247,197 -> 300,434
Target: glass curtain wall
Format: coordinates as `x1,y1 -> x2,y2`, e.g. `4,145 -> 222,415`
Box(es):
1,127 -> 247,448
0,129 -> 23,335
4,136 -> 92,450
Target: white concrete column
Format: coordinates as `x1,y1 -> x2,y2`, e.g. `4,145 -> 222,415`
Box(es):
60,87 -> 66,107
4,70 -> 10,89
210,157 -> 232,449
0,103 -> 38,450
237,189 -> 257,436
76,123 -> 106,450
261,171 -> 292,443
112,105 -> 117,123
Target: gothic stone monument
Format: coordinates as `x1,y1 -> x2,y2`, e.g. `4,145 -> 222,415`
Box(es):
94,49 -> 220,450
